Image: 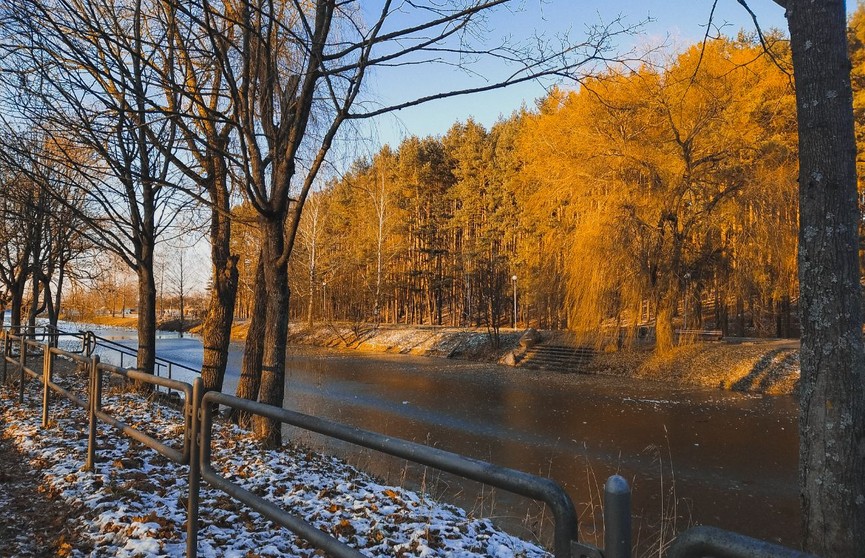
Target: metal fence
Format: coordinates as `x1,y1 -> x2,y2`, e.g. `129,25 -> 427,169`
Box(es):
0,327 -> 818,558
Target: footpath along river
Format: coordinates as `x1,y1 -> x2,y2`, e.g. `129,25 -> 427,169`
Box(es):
85,326 -> 799,549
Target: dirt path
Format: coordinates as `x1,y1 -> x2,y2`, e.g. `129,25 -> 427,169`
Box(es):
0,430 -> 87,557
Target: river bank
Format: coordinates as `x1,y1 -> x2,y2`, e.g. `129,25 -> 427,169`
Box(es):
276,322 -> 800,396
71,316 -> 800,395
48,318 -> 802,548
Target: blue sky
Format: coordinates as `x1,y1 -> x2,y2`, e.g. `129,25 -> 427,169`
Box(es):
359,0 -> 849,150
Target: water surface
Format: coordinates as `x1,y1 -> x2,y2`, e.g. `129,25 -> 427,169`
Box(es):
74,324 -> 799,548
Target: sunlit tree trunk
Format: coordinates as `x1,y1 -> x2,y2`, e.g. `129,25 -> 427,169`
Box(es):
253,218 -> 290,447
201,172 -> 238,393
231,253 -> 265,427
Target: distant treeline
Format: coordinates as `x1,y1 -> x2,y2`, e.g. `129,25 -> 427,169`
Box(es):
228,35 -> 815,349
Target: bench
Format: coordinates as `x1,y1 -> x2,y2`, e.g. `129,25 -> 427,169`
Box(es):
676,329 -> 724,341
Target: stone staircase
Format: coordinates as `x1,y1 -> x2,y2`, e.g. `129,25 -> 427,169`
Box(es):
516,343 -> 596,373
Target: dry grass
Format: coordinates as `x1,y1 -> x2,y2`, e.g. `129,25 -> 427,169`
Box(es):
80,315 -> 139,328
586,340 -> 799,395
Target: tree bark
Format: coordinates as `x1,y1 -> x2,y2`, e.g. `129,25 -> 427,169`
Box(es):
136,256 -> 157,386
253,218 -> 290,447
9,287 -> 23,333
200,178 -> 238,393
231,252 -> 266,427
786,1 -> 865,555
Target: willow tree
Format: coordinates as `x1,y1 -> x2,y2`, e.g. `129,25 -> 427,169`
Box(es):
522,38 -> 795,352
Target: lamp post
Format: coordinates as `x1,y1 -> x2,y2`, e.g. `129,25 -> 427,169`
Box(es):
682,272 -> 691,329
512,275 -> 518,329
322,281 -> 327,321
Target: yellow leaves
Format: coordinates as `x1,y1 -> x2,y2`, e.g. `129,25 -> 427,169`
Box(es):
128,511 -> 176,538
56,540 -> 74,558
332,518 -> 356,538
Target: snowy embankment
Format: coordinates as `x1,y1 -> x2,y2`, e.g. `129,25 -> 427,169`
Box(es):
1,372 -> 548,557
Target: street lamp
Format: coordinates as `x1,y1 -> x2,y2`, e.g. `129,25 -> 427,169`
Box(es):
512,275 -> 518,329
322,281 -> 327,321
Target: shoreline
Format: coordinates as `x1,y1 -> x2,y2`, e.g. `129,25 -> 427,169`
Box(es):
66,316 -> 801,396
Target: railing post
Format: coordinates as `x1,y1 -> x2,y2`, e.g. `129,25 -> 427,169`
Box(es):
42,343 -> 52,428
187,378 -> 202,558
86,355 -> 100,471
2,331 -> 7,384
604,475 -> 632,558
19,338 -> 26,404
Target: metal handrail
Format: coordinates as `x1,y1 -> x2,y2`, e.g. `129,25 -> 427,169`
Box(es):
44,345 -> 92,411
191,388 -> 580,558
92,362 -> 194,465
86,331 -> 199,382
667,526 -> 817,558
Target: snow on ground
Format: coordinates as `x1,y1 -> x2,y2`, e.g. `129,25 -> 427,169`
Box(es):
0,366 -> 549,558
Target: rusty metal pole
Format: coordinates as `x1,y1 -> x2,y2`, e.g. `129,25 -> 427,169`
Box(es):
86,355 -> 100,471
19,338 -> 26,404
42,344 -> 52,428
2,331 -> 7,384
186,378 -> 202,558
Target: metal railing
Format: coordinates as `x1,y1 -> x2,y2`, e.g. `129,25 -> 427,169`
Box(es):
88,360 -> 194,468
0,327 -> 819,558
85,331 -> 199,386
190,387 -> 586,558
667,526 -> 816,558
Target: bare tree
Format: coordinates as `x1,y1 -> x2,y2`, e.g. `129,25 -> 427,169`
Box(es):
0,164 -> 38,331
0,0 -> 189,377
144,0 -> 240,393
181,0 -> 642,445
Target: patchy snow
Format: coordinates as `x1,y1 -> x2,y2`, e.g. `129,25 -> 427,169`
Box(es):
1,372 -> 550,557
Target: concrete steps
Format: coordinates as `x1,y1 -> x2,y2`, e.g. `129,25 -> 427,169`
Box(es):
517,344 -> 596,373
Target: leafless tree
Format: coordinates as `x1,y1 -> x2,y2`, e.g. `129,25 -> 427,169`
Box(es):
175,0 -> 644,445
143,0 -> 241,393
0,164 -> 38,332
0,0 -> 190,377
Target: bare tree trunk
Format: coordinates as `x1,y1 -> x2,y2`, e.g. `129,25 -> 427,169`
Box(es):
10,269 -> 27,332
27,273 -> 40,332
231,253 -> 265,427
253,219 -> 289,447
786,1 -> 865,555
200,189 -> 238,392
49,260 -> 65,328
136,258 -> 157,383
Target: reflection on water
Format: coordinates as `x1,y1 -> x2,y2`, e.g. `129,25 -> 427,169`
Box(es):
59,321 -> 800,549
280,350 -> 798,549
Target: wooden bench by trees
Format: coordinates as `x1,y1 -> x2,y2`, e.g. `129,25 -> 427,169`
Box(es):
676,329 -> 724,341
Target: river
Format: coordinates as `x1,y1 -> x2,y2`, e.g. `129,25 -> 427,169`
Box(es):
77,325 -> 800,550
